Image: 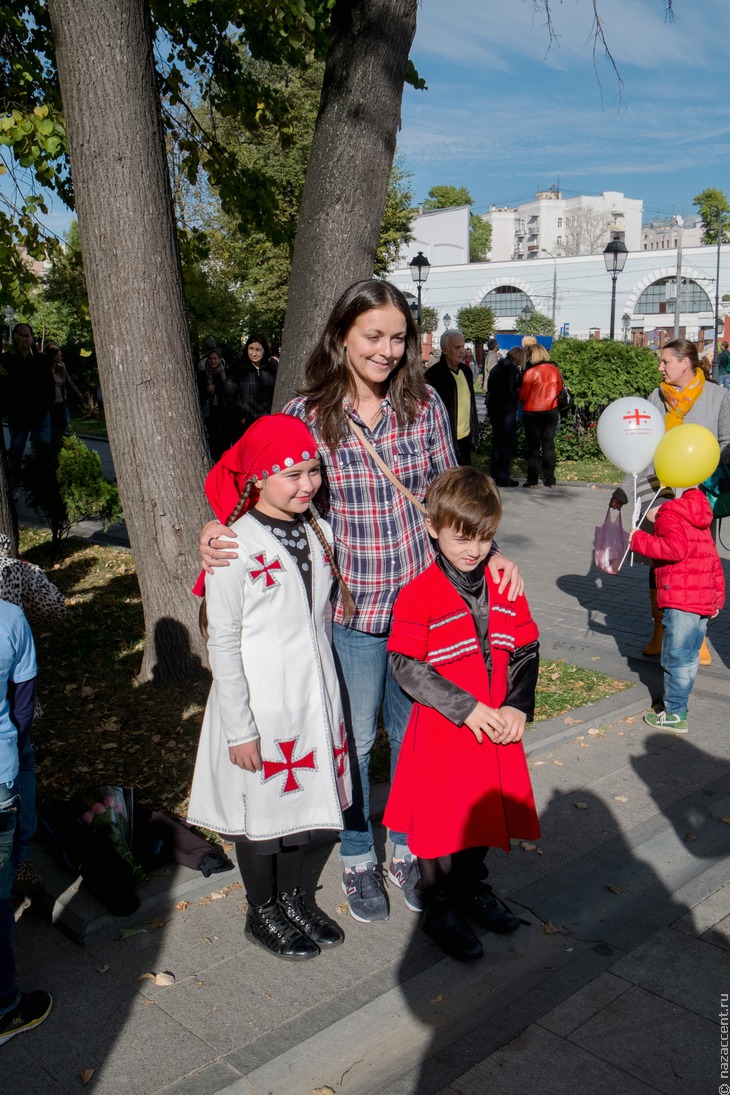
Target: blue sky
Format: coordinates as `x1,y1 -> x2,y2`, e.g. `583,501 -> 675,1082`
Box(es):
399,0 -> 730,221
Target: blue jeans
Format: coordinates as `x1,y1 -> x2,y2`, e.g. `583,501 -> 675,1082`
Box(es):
722,373 -> 730,389
7,415 -> 52,475
0,781 -> 20,1005
662,609 -> 708,715
332,624 -> 413,865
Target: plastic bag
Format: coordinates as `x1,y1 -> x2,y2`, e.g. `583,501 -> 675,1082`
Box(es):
594,507 -> 628,575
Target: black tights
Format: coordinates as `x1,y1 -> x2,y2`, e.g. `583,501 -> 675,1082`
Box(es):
234,841 -> 304,906
418,846 -> 489,913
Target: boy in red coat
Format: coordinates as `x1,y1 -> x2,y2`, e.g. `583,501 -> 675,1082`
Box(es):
630,487 -> 725,733
383,467 -> 540,962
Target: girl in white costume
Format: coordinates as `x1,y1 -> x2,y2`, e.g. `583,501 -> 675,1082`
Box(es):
188,415 -> 353,960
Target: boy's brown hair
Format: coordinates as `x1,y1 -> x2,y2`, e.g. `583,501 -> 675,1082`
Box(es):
426,467 -> 502,540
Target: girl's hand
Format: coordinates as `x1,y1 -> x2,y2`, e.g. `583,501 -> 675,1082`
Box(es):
464,701 -> 507,744
497,706 -> 527,743
628,528 -> 636,544
229,740 -> 262,771
487,554 -> 524,602
200,520 -> 239,572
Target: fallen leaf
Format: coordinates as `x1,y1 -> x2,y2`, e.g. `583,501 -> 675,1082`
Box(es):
430,993 -> 444,1003
154,971 -> 175,987
614,795 -> 628,803
336,903 -> 349,914
553,760 -> 563,767
119,928 -> 140,940
575,735 -> 585,741
145,917 -> 167,931
80,1069 -> 95,1086
96,965 -> 109,974
591,655 -> 600,660
138,972 -> 155,982
563,717 -> 582,725
623,716 -> 637,724
580,742 -> 590,749
587,727 -> 606,737
541,920 -> 559,934
617,731 -> 625,737
80,686 -> 96,698
607,885 -> 623,895
533,761 -> 545,766
520,842 -> 538,853
683,833 -> 696,844
574,802 -> 588,810
210,891 -> 224,901
175,901 -> 189,911
313,1088 -> 336,1095
720,818 -> 730,826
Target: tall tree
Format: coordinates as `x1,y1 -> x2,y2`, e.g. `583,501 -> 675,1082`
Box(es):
276,0 -> 419,402
47,0 -> 211,682
693,188 -> 730,245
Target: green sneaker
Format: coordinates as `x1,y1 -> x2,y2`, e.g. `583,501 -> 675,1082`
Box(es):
643,709 -> 688,733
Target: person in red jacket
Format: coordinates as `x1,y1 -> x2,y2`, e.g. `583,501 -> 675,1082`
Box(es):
383,467 -> 540,962
630,488 -> 725,733
518,343 -> 564,488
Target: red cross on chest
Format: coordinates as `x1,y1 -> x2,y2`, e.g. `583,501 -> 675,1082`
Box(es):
262,738 -> 317,793
248,551 -> 283,589
623,409 -> 651,426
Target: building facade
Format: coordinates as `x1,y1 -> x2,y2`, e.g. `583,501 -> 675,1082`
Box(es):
392,244 -> 729,348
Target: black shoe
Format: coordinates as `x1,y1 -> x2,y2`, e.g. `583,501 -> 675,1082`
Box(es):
460,891 -> 521,934
278,889 -> 344,947
0,991 -> 53,1045
495,478 -> 519,488
523,482 -> 538,489
423,908 -> 483,962
244,898 -> 320,960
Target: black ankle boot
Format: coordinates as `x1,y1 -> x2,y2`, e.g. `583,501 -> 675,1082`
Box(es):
244,898 -> 320,960
278,889 -> 344,947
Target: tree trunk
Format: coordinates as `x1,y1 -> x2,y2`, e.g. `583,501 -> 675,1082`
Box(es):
0,449 -> 19,557
47,0 -> 211,681
276,0 -> 418,404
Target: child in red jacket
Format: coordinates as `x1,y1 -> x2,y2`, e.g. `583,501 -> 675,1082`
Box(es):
383,467 -> 540,962
630,488 -> 725,733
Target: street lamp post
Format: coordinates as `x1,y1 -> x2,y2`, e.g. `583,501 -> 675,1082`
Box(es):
443,313 -> 451,329
622,312 -> 631,343
540,248 -> 558,328
408,250 -> 431,342
673,215 -> 684,339
603,238 -> 629,340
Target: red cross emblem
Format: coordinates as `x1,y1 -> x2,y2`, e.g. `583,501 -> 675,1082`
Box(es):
249,551 -> 283,589
333,721 -> 348,777
623,409 -> 651,426
262,738 -> 317,793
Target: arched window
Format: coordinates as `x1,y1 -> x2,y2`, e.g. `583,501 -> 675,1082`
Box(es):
481,286 -> 533,317
635,277 -> 712,315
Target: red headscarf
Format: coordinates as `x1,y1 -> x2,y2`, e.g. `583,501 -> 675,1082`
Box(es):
193,414 -> 319,596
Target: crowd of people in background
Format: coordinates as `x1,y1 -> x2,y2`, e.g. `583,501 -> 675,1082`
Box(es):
197,334 -> 279,459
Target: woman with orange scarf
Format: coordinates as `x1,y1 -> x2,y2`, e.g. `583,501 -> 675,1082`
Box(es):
611,339 -> 730,662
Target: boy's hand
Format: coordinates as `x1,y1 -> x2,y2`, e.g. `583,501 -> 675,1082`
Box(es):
497,706 -> 527,743
464,701 -> 507,744
628,527 -> 637,544
200,520 -> 239,573
229,740 -> 262,771
487,554 -> 524,602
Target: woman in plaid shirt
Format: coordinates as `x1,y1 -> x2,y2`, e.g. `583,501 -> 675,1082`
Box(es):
200,280 -> 521,924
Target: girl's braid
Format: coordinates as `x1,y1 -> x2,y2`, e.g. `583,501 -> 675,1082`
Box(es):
304,508 -> 356,622
199,479 -> 257,639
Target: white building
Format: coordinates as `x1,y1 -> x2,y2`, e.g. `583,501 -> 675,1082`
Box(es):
482,189 -> 643,262
392,244 -> 729,347
397,205 -> 470,267
641,215 -> 704,252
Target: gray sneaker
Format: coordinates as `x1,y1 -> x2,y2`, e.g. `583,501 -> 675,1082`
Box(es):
342,863 -> 389,922
387,856 -> 424,912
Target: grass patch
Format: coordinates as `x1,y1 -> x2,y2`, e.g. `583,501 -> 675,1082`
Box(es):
473,423 -> 620,485
22,530 -> 629,814
69,414 -> 109,439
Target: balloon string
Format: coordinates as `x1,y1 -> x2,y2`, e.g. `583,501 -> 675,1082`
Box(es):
617,484 -> 664,572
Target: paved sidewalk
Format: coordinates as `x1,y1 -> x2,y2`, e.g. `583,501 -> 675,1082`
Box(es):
5,476 -> 730,1095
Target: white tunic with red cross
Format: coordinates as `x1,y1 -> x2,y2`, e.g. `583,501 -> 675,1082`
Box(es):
187,512 -> 352,839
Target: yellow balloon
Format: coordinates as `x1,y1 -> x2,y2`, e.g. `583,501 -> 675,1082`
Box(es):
653,424 -> 720,488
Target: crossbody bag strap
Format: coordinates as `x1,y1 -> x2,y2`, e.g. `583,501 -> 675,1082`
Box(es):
348,418 -> 427,516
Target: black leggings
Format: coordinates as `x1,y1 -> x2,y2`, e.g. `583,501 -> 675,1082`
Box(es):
234,841 -> 304,906
418,846 -> 489,913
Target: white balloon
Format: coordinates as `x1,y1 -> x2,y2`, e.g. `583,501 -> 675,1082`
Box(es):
597,397 -> 665,474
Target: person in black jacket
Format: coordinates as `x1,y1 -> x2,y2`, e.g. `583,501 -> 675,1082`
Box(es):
424,329 -> 479,465
0,324 -> 54,476
228,334 -> 278,441
486,346 -> 525,487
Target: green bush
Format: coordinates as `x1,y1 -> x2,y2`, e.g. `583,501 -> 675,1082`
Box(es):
554,421 -> 603,461
550,338 -> 660,415
21,435 -> 123,548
